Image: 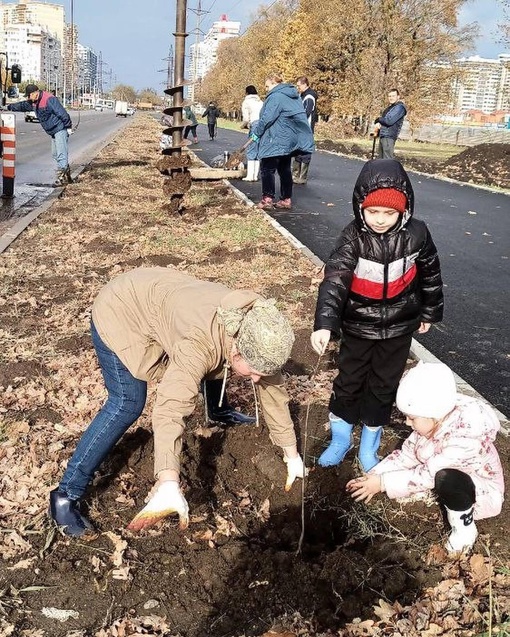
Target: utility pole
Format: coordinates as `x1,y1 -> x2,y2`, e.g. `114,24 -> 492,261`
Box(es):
70,0 -> 74,106
188,0 -> 208,104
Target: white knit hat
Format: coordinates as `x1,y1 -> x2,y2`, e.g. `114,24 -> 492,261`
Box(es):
396,362 -> 457,419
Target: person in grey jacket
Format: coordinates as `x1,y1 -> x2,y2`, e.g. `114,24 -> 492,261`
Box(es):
250,73 -> 314,211
8,84 -> 73,186
374,88 -> 407,159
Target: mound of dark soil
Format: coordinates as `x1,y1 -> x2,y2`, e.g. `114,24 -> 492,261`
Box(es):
441,143 -> 510,189
316,140 -> 510,190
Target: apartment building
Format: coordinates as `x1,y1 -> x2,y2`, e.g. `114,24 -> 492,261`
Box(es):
189,14 -> 241,100
452,54 -> 510,114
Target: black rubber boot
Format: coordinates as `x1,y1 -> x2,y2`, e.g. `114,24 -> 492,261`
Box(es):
49,489 -> 95,537
203,379 -> 256,425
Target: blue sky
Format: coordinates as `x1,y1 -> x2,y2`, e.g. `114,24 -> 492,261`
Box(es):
36,0 -> 510,91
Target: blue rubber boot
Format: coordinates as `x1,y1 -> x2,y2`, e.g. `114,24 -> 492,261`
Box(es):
318,414 -> 354,467
358,425 -> 382,472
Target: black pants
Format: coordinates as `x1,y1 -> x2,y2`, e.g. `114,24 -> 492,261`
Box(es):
329,332 -> 412,427
435,468 -> 476,511
208,122 -> 216,139
260,155 -> 293,200
184,125 -> 198,139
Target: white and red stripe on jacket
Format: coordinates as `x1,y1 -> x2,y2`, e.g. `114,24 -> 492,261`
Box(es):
351,252 -> 419,299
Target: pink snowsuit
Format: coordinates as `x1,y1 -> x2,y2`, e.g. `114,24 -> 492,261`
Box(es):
369,396 -> 504,519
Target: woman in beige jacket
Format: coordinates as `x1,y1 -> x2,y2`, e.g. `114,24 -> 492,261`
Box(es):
49,267 -> 305,536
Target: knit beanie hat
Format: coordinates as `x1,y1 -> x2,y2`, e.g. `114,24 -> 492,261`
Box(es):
217,299 -> 295,375
396,362 -> 457,420
362,188 -> 407,213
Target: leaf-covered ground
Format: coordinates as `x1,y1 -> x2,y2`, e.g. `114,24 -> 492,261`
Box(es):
1,114 -> 510,637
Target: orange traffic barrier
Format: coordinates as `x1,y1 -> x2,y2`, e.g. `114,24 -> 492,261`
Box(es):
1,113 -> 16,198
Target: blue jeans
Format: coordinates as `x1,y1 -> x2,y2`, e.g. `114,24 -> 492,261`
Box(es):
51,128 -> 69,170
59,322 -> 147,500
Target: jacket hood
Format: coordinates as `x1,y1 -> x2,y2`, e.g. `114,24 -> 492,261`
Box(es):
269,83 -> 300,100
352,159 -> 415,230
244,94 -> 262,103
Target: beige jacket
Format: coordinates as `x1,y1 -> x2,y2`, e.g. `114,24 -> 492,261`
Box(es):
91,267 -> 297,475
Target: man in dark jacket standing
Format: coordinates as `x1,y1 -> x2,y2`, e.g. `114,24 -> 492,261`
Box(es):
292,76 -> 317,184
374,88 -> 406,159
8,84 -> 73,186
202,102 -> 220,140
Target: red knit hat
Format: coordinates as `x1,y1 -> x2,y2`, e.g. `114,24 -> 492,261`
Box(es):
362,188 -> 407,213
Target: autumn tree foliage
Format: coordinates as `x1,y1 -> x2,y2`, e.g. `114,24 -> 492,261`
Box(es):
197,0 -> 477,129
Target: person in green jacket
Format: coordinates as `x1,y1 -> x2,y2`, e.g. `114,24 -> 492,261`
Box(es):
183,106 -> 199,144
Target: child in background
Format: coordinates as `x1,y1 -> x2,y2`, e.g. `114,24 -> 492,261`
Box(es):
347,362 -> 504,553
311,159 -> 443,472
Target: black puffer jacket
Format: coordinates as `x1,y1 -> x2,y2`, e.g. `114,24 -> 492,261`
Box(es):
314,159 -> 443,339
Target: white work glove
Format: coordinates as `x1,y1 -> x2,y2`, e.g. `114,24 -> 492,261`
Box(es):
310,329 -> 331,355
67,128 -> 74,136
283,454 -> 307,492
127,480 -> 189,532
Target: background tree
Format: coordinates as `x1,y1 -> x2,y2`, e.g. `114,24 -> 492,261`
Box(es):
112,84 -> 137,103
197,0 -> 477,130
137,88 -> 163,106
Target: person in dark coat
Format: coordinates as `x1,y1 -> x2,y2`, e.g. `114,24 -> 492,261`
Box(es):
249,73 -> 314,211
292,76 -> 318,184
7,84 -> 73,186
311,159 -> 443,472
374,88 -> 407,159
202,102 -> 220,140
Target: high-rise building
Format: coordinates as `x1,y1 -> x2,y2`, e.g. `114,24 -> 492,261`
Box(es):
189,14 -> 241,100
1,0 -> 66,91
451,54 -> 510,114
1,0 -> 64,42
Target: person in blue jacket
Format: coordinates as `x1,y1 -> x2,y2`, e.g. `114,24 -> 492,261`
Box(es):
249,73 -> 314,211
374,88 -> 407,159
8,84 -> 73,186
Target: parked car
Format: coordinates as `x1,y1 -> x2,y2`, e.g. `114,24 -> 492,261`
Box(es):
25,111 -> 39,123
127,107 -> 135,116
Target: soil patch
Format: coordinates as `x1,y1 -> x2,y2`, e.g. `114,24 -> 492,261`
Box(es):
316,140 -> 510,189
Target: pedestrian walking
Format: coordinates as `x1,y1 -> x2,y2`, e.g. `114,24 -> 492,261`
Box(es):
183,106 -> 199,144
311,159 -> 444,471
373,88 -> 407,159
292,76 -> 317,184
241,85 -> 263,181
249,73 -> 314,211
202,101 -> 220,140
347,362 -> 504,555
49,267 -> 306,537
7,84 -> 73,186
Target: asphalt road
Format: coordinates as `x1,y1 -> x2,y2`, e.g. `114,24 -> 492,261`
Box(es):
193,126 -> 510,417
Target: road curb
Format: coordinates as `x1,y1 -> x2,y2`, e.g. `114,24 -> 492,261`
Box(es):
319,148 -> 510,196
225,179 -> 510,434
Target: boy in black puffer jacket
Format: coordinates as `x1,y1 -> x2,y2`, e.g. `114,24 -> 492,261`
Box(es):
311,159 -> 443,472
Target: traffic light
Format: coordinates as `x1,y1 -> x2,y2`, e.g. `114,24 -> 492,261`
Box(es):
10,64 -> 22,84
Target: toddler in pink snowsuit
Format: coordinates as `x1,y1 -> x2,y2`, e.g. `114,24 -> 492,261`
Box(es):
347,362 -> 504,553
